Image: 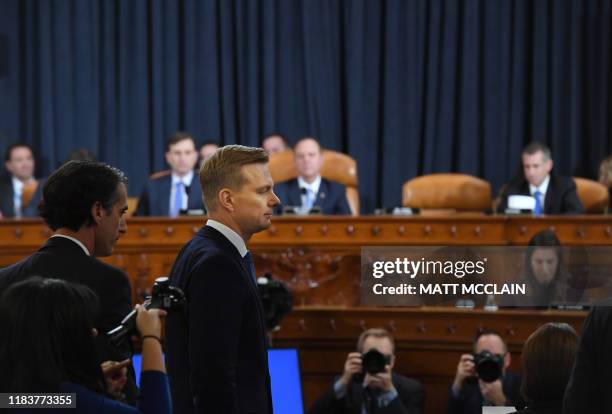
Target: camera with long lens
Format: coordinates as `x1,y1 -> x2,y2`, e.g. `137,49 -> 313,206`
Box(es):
473,350 -> 504,382
353,349 -> 391,382
106,277 -> 185,346
256,273 -> 293,331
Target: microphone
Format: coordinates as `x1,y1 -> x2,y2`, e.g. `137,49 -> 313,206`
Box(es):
300,187 -> 307,195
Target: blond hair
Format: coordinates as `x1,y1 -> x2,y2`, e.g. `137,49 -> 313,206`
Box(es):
599,155 -> 612,187
356,328 -> 395,354
199,145 -> 269,211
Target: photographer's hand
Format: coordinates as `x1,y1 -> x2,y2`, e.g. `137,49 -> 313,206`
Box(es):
340,352 -> 363,387
452,354 -> 475,394
101,359 -> 130,400
363,364 -> 395,393
479,379 -> 506,406
135,305 -> 167,373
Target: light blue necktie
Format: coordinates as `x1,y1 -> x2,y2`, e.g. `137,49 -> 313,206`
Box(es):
533,190 -> 542,216
304,188 -> 315,209
171,181 -> 184,217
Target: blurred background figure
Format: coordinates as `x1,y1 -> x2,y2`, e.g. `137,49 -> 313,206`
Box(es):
510,323 -> 578,414
262,133 -> 289,155
0,143 -> 43,218
0,277 -> 171,413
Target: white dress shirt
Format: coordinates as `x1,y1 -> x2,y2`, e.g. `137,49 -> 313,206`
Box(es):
50,234 -> 91,256
206,219 -> 248,258
169,171 -> 194,214
529,175 -> 550,211
297,175 -> 322,208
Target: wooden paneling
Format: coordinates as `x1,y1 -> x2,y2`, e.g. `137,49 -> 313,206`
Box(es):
1,216 -> 608,413
273,307 -> 587,414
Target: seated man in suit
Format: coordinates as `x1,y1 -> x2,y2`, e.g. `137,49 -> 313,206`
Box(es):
262,132 -> 289,155
0,143 -> 43,218
198,139 -> 219,169
448,329 -> 522,414
0,160 -> 135,403
497,142 -> 584,215
135,131 -> 204,216
274,136 -> 351,215
307,328 -> 425,414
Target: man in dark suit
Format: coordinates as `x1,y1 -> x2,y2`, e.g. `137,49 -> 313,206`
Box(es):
274,137 -> 351,215
166,145 -> 279,414
563,301 -> 612,413
0,160 -> 134,400
135,131 -> 204,216
497,142 -> 584,215
0,143 -> 43,218
308,328 -> 425,414
447,329 -> 522,414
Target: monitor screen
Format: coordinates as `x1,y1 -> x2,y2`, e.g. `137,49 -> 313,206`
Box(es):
132,348 -> 304,414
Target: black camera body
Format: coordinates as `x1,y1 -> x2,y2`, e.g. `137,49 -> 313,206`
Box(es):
256,273 -> 293,331
106,277 -> 185,345
353,349 -> 391,382
473,350 -> 504,383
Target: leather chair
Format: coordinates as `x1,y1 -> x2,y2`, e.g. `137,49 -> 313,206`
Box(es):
402,173 -> 491,215
269,149 -> 360,215
573,177 -> 609,214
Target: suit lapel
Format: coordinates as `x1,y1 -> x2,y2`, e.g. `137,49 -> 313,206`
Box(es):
288,179 -> 302,207
202,227 -> 268,338
315,178 -> 329,211
158,175 -> 172,215
544,176 -> 556,214
187,178 -> 202,210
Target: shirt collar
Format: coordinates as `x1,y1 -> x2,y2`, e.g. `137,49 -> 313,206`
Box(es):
50,234 -> 91,256
171,171 -> 194,186
206,219 -> 248,258
529,175 -> 550,196
11,176 -> 25,193
297,175 -> 322,194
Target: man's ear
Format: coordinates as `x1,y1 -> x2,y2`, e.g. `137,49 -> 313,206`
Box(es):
91,201 -> 104,224
546,159 -> 554,174
503,352 -> 511,370
218,188 -> 235,212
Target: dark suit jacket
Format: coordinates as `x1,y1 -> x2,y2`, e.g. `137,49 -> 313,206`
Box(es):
510,401 -> 561,414
274,177 -> 351,215
134,173 -> 204,216
563,302 -> 612,414
496,174 -> 584,215
0,175 -> 44,218
165,225 -> 272,414
446,371 -> 522,414
307,373 -> 425,414
0,237 -> 132,361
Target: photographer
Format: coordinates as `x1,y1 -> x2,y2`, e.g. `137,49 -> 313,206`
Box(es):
448,329 -> 521,414
0,277 -> 171,413
307,328 -> 424,414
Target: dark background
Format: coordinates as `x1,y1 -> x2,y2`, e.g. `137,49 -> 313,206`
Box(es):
0,0 -> 610,213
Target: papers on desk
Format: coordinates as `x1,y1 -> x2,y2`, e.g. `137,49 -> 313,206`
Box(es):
482,407 -> 517,414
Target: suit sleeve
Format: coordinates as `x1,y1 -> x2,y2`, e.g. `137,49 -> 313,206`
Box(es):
134,182 -> 151,216
97,270 -> 133,361
389,378 -> 425,414
305,384 -> 345,414
187,255 -> 249,414
560,180 -> 584,214
336,188 -> 352,215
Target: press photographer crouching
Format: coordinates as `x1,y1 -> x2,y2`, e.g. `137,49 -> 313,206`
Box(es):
448,329 -> 521,414
0,277 -> 171,414
307,328 -> 425,414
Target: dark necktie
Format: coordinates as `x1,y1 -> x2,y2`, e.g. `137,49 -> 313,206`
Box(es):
243,251 -> 257,283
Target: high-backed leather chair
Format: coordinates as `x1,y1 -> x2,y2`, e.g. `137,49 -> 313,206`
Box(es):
269,149 -> 359,215
573,177 -> 609,214
402,173 -> 491,214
